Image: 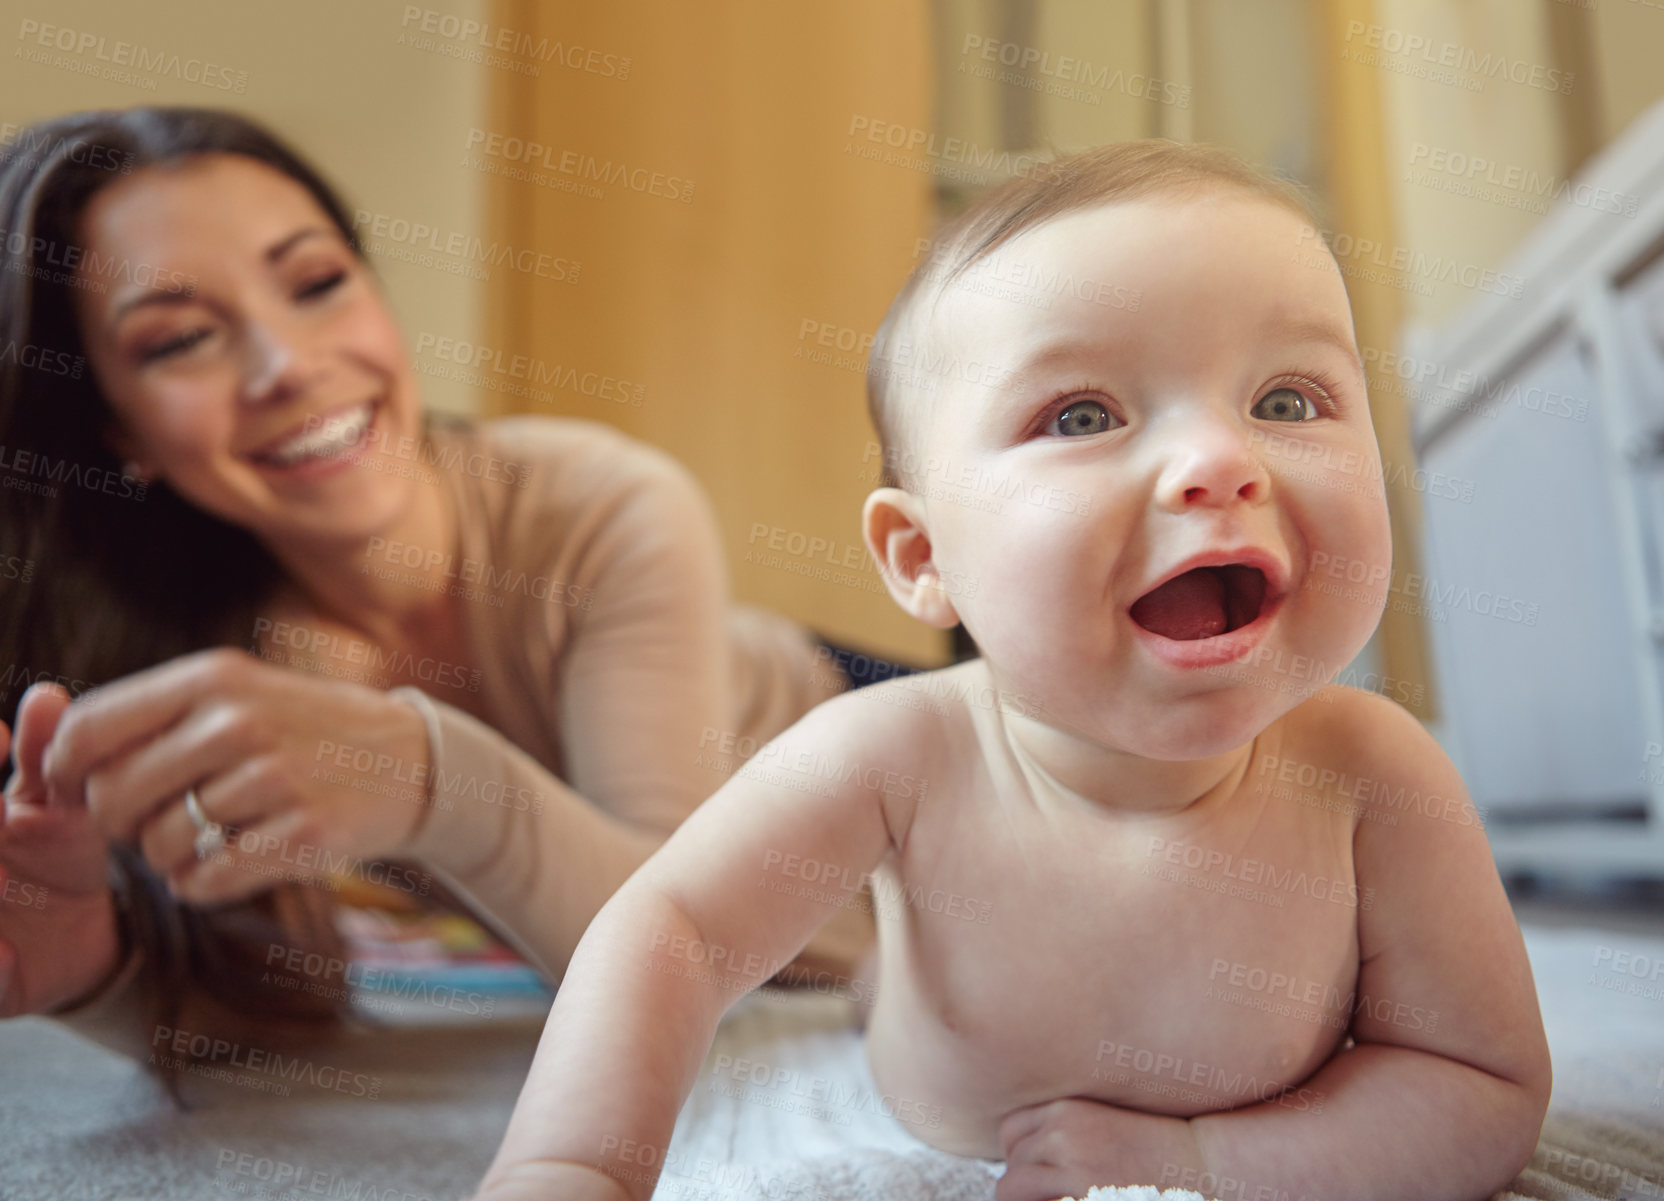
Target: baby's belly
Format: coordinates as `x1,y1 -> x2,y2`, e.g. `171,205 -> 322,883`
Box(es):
864,926 -> 1355,1158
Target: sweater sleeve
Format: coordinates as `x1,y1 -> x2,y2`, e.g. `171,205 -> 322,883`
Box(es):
547,437 -> 737,832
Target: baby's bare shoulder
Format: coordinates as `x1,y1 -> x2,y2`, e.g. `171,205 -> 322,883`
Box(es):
1278,684 -> 1444,776
811,661 -> 981,762
804,661 -> 987,835
1262,686 -> 1480,838
1291,685 -> 1485,854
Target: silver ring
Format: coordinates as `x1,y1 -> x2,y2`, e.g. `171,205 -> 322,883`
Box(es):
184,787 -> 225,860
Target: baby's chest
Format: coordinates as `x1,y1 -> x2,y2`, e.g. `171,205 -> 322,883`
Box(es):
883,813 -> 1362,1116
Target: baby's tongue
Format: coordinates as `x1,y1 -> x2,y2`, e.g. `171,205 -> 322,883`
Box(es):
1130,567 -> 1228,641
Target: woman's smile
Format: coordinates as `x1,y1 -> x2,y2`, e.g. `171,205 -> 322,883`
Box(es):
246,395 -> 384,478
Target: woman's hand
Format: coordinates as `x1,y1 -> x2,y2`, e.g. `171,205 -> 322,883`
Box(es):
41,649 -> 434,906
0,683 -> 121,1016
996,1096 -> 1209,1201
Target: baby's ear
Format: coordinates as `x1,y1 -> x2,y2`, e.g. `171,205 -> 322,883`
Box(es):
862,488 -> 960,629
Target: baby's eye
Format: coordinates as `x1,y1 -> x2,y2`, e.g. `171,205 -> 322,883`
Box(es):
1049,399 -> 1119,437
1252,386 -> 1318,422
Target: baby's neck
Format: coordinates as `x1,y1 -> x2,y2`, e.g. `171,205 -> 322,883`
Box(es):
985,671 -> 1257,820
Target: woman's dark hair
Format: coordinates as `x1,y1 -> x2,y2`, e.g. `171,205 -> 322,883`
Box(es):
0,108 -> 372,1065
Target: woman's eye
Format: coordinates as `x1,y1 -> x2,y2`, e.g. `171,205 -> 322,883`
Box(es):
1050,399 -> 1117,437
1252,386 -> 1318,422
296,271 -> 346,300
140,328 -> 210,362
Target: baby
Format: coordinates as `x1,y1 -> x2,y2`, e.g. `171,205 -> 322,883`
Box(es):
472,142 -> 1551,1201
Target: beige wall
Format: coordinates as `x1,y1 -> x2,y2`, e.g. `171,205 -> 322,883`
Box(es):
0,0 -> 488,417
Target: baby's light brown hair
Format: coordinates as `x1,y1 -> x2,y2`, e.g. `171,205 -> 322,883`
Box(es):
865,139 -> 1321,490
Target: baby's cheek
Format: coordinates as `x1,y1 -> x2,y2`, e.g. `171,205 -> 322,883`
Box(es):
1298,536 -> 1393,667
1352,497 -> 1396,611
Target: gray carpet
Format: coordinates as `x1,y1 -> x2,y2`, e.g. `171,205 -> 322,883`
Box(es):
1,1002 -> 544,1201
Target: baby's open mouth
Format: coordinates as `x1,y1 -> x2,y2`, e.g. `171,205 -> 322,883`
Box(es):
1130,565 -> 1268,641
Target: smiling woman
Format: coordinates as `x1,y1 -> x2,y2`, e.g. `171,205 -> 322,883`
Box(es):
0,106 -> 867,1073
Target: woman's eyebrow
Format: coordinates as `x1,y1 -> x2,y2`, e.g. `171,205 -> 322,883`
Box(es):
265,226 -> 332,263
111,287 -> 195,324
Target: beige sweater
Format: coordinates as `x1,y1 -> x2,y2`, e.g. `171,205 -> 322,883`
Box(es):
54,416 -> 848,1055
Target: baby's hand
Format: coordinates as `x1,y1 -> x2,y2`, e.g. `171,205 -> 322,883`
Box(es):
997,1097 -> 1207,1201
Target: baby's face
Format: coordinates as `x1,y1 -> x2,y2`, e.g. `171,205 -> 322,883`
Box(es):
912,191 -> 1392,759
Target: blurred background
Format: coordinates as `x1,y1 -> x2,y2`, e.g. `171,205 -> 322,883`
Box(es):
5,0 -> 1664,888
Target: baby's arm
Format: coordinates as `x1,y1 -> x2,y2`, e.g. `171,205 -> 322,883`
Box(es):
1185,692 -> 1552,1200
471,690 -> 912,1201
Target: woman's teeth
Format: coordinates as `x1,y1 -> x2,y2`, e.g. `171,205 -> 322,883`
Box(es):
257,403 -> 374,466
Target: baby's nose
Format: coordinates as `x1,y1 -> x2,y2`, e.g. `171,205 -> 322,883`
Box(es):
1156,434 -> 1269,511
